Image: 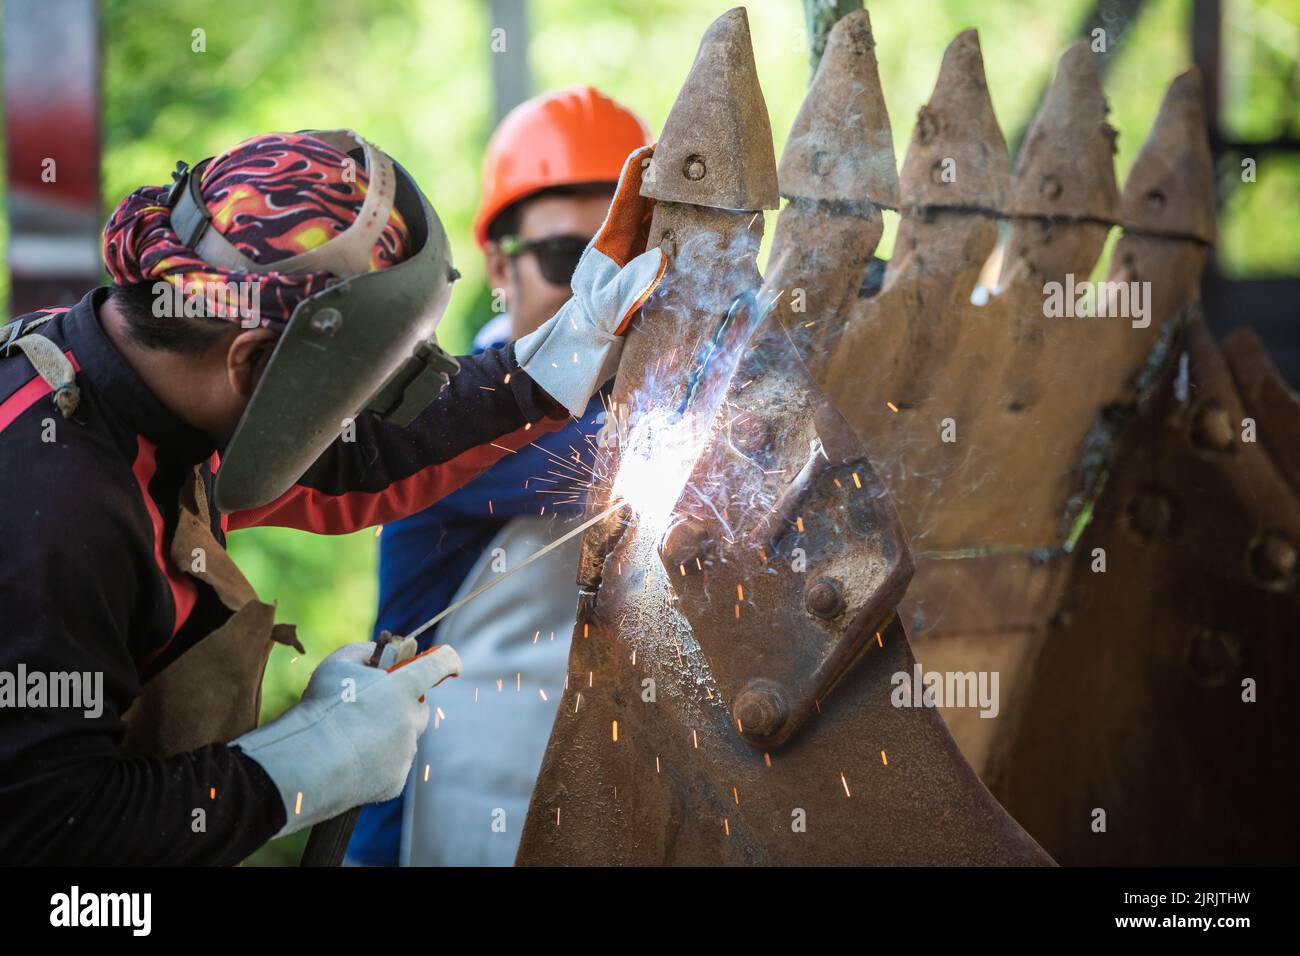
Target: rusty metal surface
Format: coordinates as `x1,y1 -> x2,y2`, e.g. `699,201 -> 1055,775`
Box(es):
772,9 -> 892,370
517,8 -> 1051,866
518,316 -> 1053,864
641,7 -> 779,213
986,316 -> 1300,864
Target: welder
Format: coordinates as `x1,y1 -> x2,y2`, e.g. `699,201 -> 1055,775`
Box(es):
0,127 -> 661,864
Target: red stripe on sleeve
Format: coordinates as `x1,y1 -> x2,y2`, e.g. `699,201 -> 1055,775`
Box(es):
225,418 -> 560,534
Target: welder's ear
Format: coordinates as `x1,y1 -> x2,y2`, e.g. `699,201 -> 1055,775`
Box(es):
484,239 -> 511,295
226,327 -> 279,400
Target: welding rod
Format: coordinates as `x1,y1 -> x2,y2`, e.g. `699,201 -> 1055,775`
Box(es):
404,498 -> 626,643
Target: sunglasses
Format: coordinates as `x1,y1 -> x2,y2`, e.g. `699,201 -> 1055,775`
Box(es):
498,233 -> 591,286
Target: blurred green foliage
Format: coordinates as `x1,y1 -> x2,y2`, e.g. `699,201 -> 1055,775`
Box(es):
0,0 -> 1296,864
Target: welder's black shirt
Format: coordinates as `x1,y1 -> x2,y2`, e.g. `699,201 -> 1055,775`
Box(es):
0,289 -> 564,864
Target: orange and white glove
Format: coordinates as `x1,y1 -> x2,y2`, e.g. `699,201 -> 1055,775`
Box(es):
515,145 -> 666,417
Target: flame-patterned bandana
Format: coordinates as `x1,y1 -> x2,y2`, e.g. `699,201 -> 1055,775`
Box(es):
102,132 -> 411,329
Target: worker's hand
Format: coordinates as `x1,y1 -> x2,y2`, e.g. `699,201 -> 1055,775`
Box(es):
515,144 -> 666,417
232,641 -> 461,838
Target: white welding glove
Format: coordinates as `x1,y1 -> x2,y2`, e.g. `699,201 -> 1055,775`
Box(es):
515,144 -> 666,417
233,641 -> 461,838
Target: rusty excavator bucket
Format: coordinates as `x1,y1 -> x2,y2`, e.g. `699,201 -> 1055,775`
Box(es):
804,25 -> 1298,862
516,8 -> 1051,866
517,6 -> 1295,866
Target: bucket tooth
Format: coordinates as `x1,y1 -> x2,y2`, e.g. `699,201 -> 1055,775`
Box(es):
569,6 -> 776,604
641,7 -> 779,211
1120,68 -> 1216,244
898,29 -> 1008,213
1004,41 -> 1120,224
778,8 -> 897,208
997,41 -> 1118,287
769,8 -> 893,372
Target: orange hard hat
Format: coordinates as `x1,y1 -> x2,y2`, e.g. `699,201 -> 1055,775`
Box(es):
473,85 -> 652,248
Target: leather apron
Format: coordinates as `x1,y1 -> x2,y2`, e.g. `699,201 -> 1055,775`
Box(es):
3,320 -> 303,760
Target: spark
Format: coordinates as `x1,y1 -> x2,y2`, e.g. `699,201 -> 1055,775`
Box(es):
736,583 -> 744,602
655,754 -> 661,774
373,526 -> 382,538
876,630 -> 883,647
852,471 -> 862,489
763,752 -> 772,768
538,688 -> 549,702
516,672 -> 521,691
724,818 -> 731,836
423,764 -> 430,782
555,807 -> 560,826
733,787 -> 740,805
209,787 -> 215,800
881,749 -> 889,766
612,720 -> 619,742
503,373 -> 511,384
841,772 -> 851,797
886,401 -> 899,413
692,729 -> 699,749
294,791 -> 303,815
574,692 -> 582,713
610,406 -> 704,540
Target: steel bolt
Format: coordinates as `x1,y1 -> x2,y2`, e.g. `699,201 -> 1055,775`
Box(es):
1128,489 -> 1175,539
310,308 -> 342,337
1249,530 -> 1297,590
684,154 -> 707,181
1187,629 -> 1242,688
805,576 -> 845,619
1191,400 -> 1235,453
660,520 -> 710,575
734,685 -> 787,739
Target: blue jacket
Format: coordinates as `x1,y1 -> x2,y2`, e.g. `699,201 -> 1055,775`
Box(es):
346,322 -> 604,865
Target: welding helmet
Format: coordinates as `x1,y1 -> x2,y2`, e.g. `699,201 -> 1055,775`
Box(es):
164,129 -> 461,512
